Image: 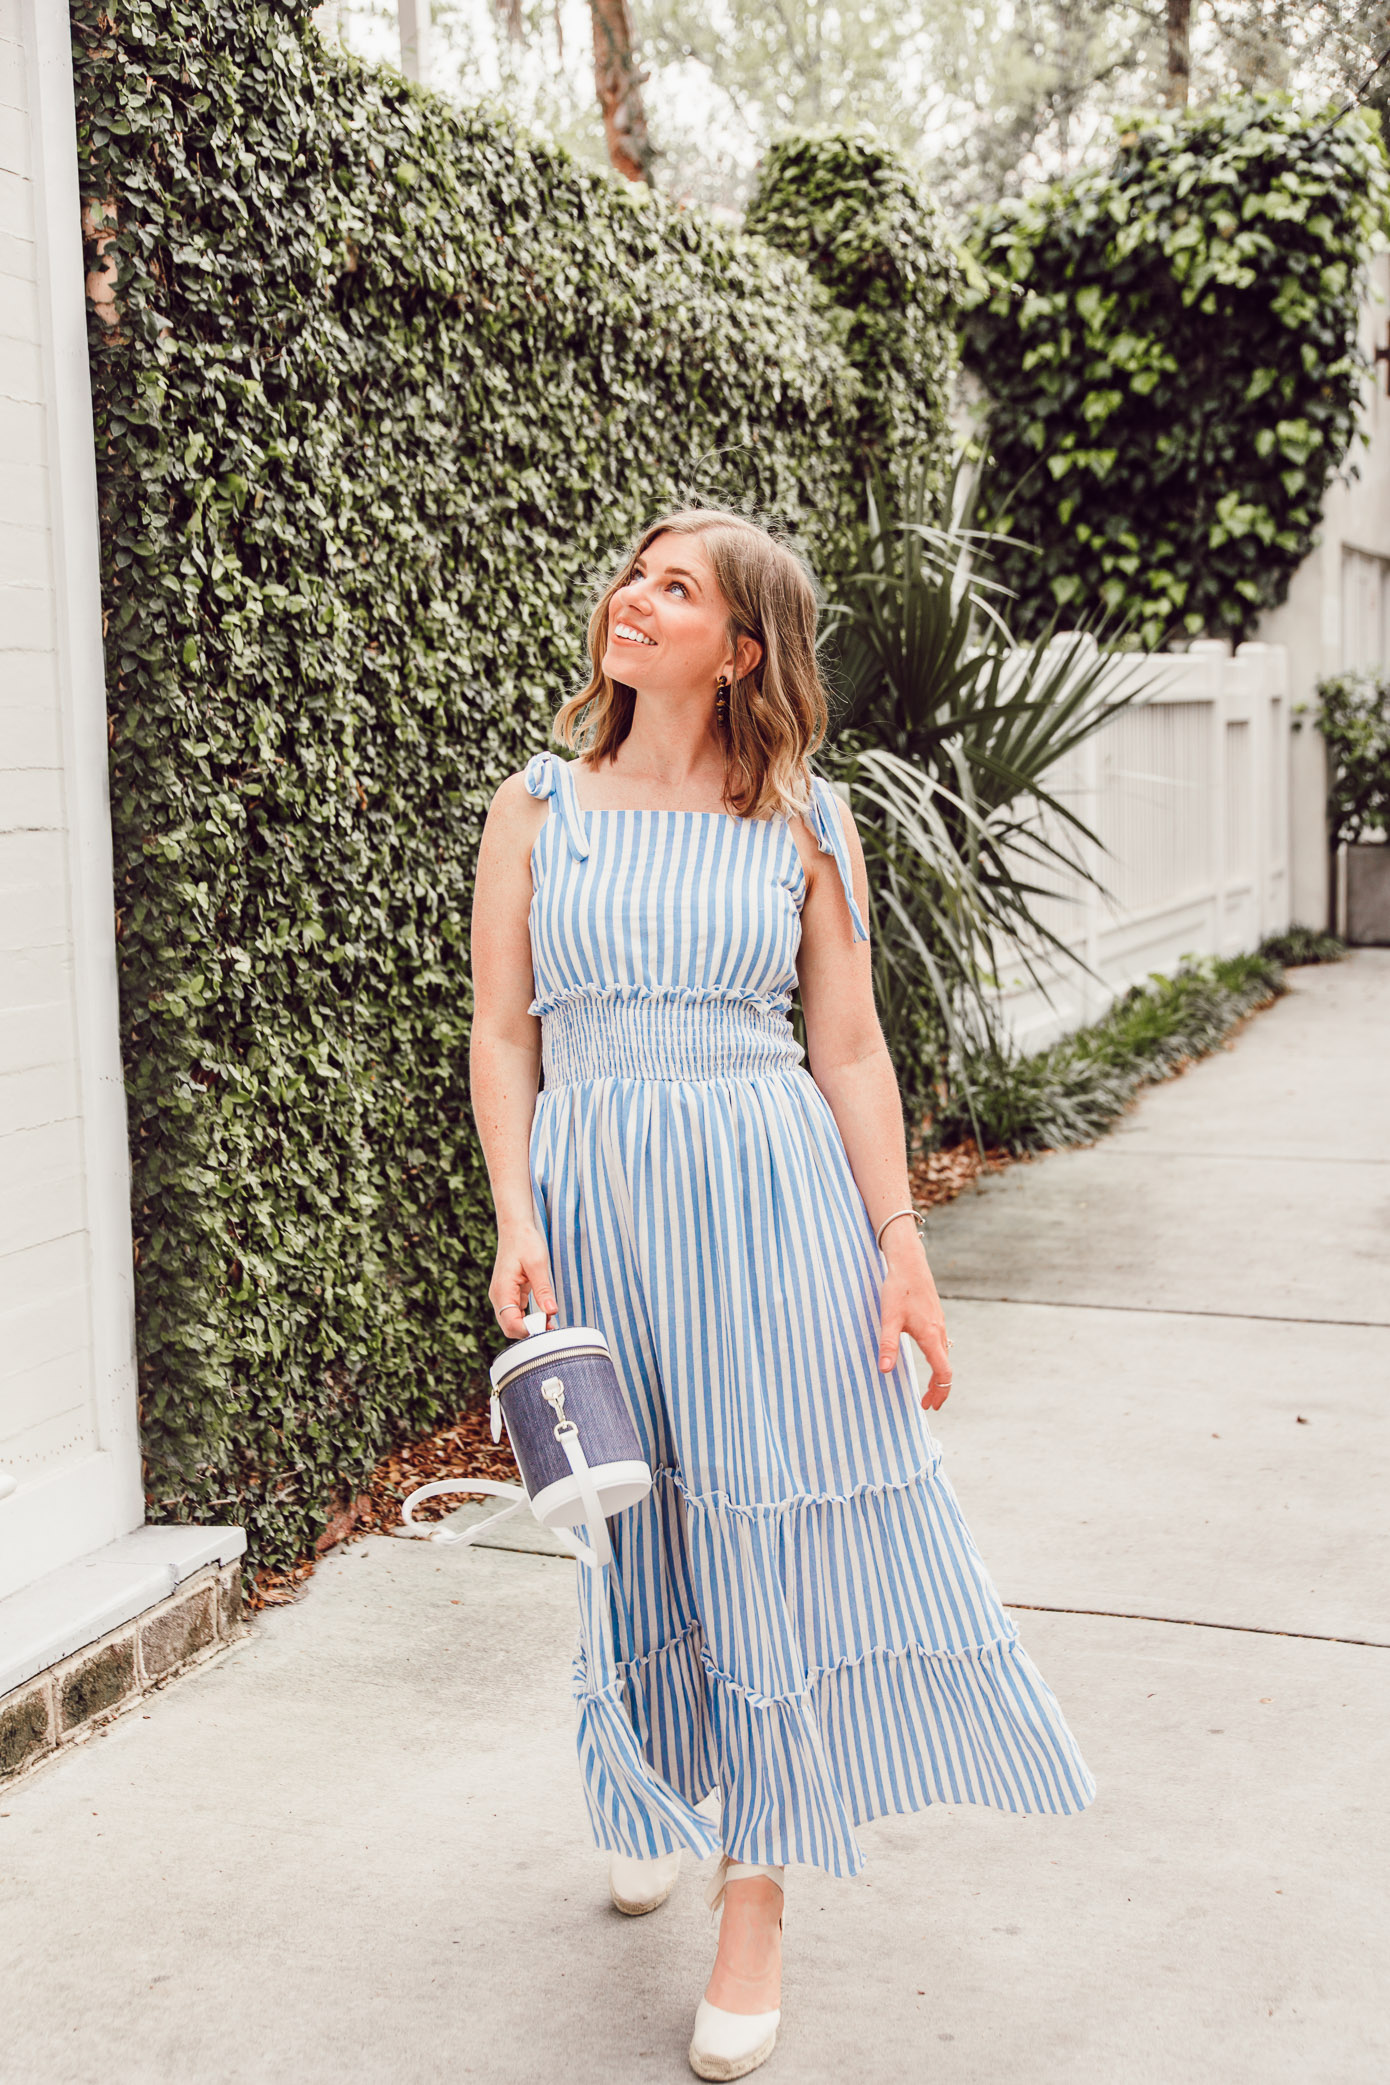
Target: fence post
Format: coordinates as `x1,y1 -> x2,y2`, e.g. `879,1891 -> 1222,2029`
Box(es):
1234,641 -> 1285,943
1188,640 -> 1232,954
1050,632 -> 1102,1021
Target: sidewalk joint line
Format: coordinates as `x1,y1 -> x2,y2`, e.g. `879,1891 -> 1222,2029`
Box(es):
938,1294 -> 1390,1330
1005,1602 -> 1389,1650
1108,1148 -> 1390,1166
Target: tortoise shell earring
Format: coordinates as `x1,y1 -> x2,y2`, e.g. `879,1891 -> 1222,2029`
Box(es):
715,675 -> 731,731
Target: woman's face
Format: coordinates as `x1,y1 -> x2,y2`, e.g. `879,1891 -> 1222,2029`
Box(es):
601,532 -> 761,701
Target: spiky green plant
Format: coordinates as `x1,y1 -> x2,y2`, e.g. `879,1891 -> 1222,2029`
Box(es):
1258,927 -> 1347,968
818,467 -> 1148,1132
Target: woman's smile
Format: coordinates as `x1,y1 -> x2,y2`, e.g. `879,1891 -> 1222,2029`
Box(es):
602,536 -> 715,671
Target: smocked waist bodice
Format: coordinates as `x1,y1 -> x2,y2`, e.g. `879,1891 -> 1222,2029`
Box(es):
521,752 -> 867,1091
539,989 -> 802,1086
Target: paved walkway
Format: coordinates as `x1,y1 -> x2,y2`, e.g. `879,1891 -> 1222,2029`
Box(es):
3,955 -> 1388,2084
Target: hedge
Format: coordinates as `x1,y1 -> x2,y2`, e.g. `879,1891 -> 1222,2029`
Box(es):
965,99 -> 1390,646
71,0 -> 955,1567
745,132 -> 962,498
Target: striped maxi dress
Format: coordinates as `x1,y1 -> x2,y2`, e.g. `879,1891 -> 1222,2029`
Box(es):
523,751 -> 1095,1876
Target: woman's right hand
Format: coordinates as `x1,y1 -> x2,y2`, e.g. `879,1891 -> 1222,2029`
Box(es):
489,1222 -> 559,1340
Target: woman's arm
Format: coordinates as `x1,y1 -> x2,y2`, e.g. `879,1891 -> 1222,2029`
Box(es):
794,799 -> 953,1409
468,773 -> 557,1340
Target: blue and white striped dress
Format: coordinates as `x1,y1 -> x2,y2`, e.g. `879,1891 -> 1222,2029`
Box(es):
524,751 -> 1094,1876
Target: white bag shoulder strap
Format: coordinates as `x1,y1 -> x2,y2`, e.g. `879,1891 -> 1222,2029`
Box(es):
399,1458 -> 612,1571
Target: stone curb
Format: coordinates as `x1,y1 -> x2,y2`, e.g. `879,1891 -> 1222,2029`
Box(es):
0,1561 -> 247,1788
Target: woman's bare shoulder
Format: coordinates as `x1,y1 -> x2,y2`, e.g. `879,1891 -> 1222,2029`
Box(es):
489,768 -> 540,815
478,770 -> 547,874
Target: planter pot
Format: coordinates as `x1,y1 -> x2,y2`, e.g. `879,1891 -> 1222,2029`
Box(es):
1344,841 -> 1390,946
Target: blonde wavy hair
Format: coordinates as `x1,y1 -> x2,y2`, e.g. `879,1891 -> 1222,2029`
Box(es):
553,505 -> 830,821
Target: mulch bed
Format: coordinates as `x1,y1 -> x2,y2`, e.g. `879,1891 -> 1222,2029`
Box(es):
250,1396 -> 522,1608
909,1136 -> 1019,1209
250,1136 -> 1017,1607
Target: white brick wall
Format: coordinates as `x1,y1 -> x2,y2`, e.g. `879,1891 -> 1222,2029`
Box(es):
0,0 -> 140,1601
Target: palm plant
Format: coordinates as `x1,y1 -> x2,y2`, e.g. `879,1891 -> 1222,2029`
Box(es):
816,465 -> 1148,1136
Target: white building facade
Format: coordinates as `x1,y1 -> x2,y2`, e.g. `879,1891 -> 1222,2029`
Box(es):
1,0 -> 143,1599
1,1 -> 240,1742
1259,253 -> 1390,932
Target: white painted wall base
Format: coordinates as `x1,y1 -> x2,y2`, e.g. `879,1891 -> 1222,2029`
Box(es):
0,1521 -> 247,1699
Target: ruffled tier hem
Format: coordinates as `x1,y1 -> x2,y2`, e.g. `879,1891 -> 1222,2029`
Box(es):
572,1458 -> 1096,1876
620,1456 -> 1031,1688
575,1625 -> 1096,1876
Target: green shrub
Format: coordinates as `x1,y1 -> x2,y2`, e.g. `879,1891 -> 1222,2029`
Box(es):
935,954 -> 1286,1155
965,99 -> 1390,647
1258,927 -> 1347,966
746,132 -> 962,498
1316,670 -> 1390,844
72,0 -> 949,1567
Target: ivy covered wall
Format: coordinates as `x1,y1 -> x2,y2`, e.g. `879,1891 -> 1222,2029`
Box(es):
71,0 -> 956,1567
965,100 -> 1390,647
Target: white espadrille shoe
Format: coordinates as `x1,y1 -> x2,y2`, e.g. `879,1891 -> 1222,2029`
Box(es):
609,1848 -> 682,1916
688,1997 -> 780,2082
689,1859 -> 784,2080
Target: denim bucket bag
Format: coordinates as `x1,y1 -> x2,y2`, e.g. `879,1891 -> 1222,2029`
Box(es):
399,1314 -> 651,1566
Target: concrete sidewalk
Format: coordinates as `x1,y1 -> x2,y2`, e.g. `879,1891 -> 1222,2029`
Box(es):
2,956 -> 1387,2085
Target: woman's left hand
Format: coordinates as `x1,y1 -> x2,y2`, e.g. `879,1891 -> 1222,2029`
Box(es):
877,1230 -> 952,1410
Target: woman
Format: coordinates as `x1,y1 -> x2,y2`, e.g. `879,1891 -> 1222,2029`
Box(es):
470,506 -> 1094,2081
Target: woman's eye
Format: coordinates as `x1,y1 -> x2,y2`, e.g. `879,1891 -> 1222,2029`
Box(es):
630,568 -> 685,600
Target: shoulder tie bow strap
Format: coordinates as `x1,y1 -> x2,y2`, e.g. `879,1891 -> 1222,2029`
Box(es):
524,750 -> 590,860
807,775 -> 869,944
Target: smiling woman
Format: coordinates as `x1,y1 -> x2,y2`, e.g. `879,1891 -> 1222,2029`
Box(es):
468,503 -> 1095,2079
555,510 -> 829,821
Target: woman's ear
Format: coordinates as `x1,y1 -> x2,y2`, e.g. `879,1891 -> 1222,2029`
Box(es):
735,633 -> 763,681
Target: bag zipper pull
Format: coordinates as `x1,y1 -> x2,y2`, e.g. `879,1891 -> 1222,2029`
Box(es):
490,1390 -> 502,1444
541,1377 -> 569,1432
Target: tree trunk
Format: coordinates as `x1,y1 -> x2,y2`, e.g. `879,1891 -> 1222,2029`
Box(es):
399,0 -> 431,83
1165,0 -> 1191,107
589,0 -> 656,184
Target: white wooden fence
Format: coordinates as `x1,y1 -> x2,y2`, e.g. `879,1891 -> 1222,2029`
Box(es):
995,638 -> 1293,1052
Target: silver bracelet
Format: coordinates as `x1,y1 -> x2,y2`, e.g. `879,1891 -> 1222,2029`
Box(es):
875,1206 -> 925,1252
